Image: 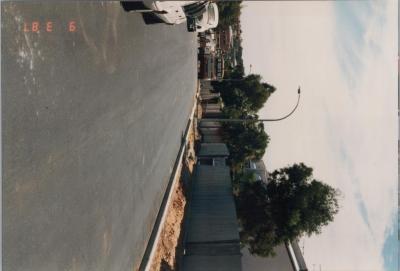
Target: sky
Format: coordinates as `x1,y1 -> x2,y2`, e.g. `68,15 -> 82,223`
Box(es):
241,1 -> 397,271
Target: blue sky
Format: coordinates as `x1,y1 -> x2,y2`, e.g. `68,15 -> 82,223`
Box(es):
241,1 -> 397,270
335,1 -> 366,86
334,3 -> 397,270
382,218 -> 398,271
334,1 -> 385,90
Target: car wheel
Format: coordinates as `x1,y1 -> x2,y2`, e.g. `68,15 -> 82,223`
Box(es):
120,1 -> 147,12
142,13 -> 164,24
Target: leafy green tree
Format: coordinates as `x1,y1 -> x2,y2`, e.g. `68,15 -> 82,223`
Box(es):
238,74 -> 276,112
231,63 -> 245,78
222,121 -> 269,167
213,74 -> 276,114
236,163 -> 340,257
236,180 -> 277,256
216,1 -> 242,27
224,63 -> 244,79
220,88 -> 251,115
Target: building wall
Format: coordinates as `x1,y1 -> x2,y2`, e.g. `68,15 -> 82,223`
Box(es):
181,164 -> 241,271
198,143 -> 229,157
202,134 -> 223,143
241,244 -> 294,271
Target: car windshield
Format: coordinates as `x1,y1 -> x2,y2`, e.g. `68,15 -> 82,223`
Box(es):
207,5 -> 215,24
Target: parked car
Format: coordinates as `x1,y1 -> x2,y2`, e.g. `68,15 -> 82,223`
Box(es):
186,2 -> 218,32
121,1 -> 218,32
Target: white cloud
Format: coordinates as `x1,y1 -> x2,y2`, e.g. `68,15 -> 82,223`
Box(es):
241,1 -> 397,270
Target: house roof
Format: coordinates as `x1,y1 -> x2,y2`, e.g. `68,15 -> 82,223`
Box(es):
187,165 -> 239,243
199,120 -> 222,128
182,255 -> 242,271
198,143 -> 229,157
202,134 -> 223,143
182,165 -> 241,271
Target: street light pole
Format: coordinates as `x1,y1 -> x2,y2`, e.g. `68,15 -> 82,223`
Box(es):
201,87 -> 301,123
203,78 -> 245,82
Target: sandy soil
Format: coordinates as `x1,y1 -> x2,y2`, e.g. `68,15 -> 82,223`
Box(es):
149,173 -> 186,271
149,116 -> 197,271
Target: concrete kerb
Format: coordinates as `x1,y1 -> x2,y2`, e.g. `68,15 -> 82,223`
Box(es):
139,81 -> 200,271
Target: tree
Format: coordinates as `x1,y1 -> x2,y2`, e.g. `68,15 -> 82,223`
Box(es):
236,163 -> 340,257
213,74 -> 276,114
238,74 -> 276,112
224,63 -> 244,79
216,1 -> 242,28
222,121 -> 269,167
220,88 -> 252,115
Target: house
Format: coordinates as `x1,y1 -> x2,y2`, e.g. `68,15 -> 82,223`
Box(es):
182,165 -> 241,271
199,120 -> 224,143
198,30 -> 217,52
217,25 -> 234,53
201,134 -> 223,143
241,241 -> 308,271
199,126 -> 223,144
181,144 -> 241,271
199,92 -> 220,102
198,49 -> 224,81
197,143 -> 229,167
199,80 -> 215,92
201,103 -> 223,118
199,120 -> 222,129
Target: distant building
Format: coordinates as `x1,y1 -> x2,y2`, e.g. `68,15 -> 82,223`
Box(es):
199,30 -> 217,52
182,162 -> 241,271
217,25 -> 233,53
244,160 -> 268,183
230,49 -> 238,68
199,93 -> 220,102
199,80 -> 215,92
198,49 -> 224,81
201,101 -> 222,116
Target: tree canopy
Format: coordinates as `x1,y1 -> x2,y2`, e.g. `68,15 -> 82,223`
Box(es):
222,121 -> 269,167
216,1 -> 242,28
213,74 -> 276,114
236,163 -> 340,257
211,73 -> 275,168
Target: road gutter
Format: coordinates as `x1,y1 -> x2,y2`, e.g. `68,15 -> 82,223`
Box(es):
138,82 -> 200,271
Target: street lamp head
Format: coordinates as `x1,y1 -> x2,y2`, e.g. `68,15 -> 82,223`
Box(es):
298,86 -> 301,94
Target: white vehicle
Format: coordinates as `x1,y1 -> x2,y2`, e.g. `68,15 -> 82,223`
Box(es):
121,1 -> 219,32
121,1 -> 195,24
186,2 -> 218,32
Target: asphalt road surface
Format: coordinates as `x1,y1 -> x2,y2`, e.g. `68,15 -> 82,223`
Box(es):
2,2 -> 197,271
